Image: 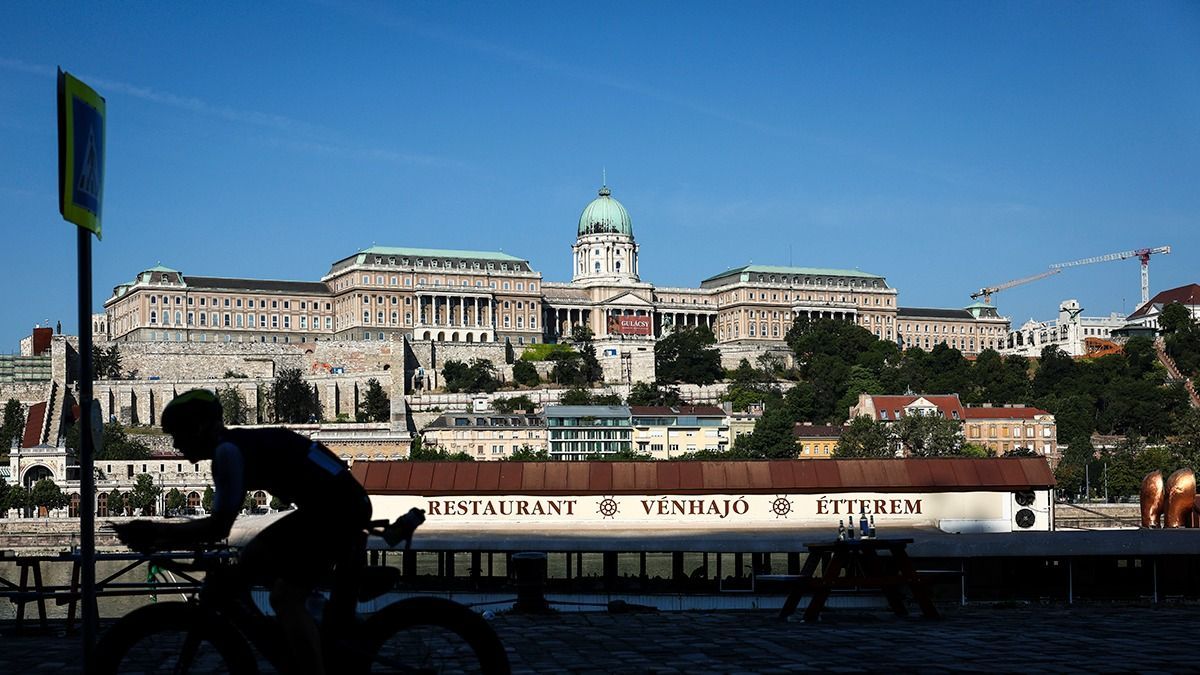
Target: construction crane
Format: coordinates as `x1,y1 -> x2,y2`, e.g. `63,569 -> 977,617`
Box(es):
1050,246 -> 1171,305
971,268 -> 1062,304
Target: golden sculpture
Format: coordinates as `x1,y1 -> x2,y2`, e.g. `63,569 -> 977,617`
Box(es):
1140,469 -> 1197,528
1140,470 -> 1165,528
1164,469 -> 1196,528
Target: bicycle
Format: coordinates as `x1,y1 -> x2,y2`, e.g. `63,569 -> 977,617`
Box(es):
96,508 -> 510,674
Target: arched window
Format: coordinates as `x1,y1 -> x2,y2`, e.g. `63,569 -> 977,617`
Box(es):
594,261 -> 601,273
615,261 -> 622,273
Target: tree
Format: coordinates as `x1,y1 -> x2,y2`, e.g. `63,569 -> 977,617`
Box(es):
507,445 -> 550,461
441,359 -> 501,393
1159,302 -> 1194,335
512,360 -> 540,387
202,486 -> 214,513
560,388 -> 593,406
165,488 -> 186,516
894,414 -> 963,457
5,486 -> 30,516
30,478 -> 68,514
655,326 -> 723,385
272,368 -> 321,423
408,435 -> 475,462
834,417 -> 893,458
568,326 -> 604,384
626,382 -> 685,407
357,378 -> 391,422
243,493 -> 258,513
217,386 -> 250,425
66,420 -> 151,461
127,474 -> 162,516
0,479 -> 11,517
92,344 -> 123,380
107,488 -> 126,516
493,395 -> 536,413
269,496 -> 293,511
0,398 -> 24,453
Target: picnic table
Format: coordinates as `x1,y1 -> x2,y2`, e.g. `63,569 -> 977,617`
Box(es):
776,537 -> 940,622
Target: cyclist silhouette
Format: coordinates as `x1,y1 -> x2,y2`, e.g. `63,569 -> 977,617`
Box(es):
119,389 -> 371,675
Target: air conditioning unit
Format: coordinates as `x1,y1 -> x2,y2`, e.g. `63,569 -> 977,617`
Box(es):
1011,489 -> 1051,531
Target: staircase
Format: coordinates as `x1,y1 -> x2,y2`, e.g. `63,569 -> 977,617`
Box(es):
1156,338 -> 1200,409
40,380 -> 59,444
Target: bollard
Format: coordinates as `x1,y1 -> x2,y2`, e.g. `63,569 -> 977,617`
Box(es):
511,551 -> 549,613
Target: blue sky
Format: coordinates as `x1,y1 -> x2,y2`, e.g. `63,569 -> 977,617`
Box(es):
1,2 -> 1197,351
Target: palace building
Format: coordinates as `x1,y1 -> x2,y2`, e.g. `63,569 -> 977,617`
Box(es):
102,183 -> 1009,359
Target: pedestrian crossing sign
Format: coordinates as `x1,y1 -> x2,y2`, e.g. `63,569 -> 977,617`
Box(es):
58,69 -> 106,238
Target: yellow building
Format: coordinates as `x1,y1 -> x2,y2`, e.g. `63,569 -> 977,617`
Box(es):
793,423 -> 844,459
630,405 -> 730,458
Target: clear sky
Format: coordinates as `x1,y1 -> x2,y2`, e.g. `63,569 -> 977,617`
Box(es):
1,2 -> 1197,351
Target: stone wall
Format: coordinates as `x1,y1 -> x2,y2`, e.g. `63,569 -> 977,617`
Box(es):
92,371 -> 396,426
716,343 -> 796,370
0,382 -> 51,407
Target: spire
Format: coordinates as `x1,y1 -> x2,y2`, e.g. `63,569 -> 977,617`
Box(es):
599,168 -> 611,197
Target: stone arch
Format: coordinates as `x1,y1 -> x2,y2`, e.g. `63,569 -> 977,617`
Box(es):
253,491 -> 268,509
465,333 -> 474,343
69,493 -> 81,518
437,331 -> 445,342
97,491 -> 109,517
22,464 -> 53,487
480,332 -> 490,342
187,491 -> 201,511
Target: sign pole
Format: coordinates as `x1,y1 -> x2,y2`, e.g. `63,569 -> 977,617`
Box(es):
77,227 -> 97,667
58,67 -> 105,673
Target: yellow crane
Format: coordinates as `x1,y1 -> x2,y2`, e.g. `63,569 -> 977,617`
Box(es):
971,269 -> 1062,304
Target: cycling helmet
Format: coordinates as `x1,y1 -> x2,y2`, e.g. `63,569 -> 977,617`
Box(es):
161,389 -> 222,434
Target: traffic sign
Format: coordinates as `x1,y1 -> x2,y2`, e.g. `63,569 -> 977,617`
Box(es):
57,69 -> 106,237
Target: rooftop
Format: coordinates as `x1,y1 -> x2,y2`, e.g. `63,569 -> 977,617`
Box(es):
898,307 -> 976,320
701,264 -> 886,285
544,405 -> 631,418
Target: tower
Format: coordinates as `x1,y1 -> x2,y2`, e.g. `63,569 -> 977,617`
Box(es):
571,184 -> 640,286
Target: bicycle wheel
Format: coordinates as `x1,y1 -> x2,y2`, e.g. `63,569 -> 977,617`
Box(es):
95,602 -> 258,675
363,596 -> 510,674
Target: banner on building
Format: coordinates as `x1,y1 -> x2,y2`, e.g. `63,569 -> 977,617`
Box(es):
608,315 -> 652,336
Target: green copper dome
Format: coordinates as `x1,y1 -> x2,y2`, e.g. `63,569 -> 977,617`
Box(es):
577,185 -> 633,237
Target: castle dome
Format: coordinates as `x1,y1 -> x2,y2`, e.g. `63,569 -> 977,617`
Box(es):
577,185 -> 633,237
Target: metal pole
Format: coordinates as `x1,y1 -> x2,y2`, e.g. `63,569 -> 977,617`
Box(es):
77,228 -> 97,669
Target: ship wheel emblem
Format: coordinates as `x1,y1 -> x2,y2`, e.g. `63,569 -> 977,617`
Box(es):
597,497 -> 619,519
771,495 -> 793,519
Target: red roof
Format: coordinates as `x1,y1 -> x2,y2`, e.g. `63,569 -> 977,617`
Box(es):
352,458 -> 1054,495
1129,283 -> 1200,319
865,395 -> 965,420
630,406 -> 726,417
792,424 -> 845,439
22,402 -> 45,448
961,406 -> 1050,420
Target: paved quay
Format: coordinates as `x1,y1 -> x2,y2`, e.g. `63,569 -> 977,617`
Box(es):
1,603 -> 1195,673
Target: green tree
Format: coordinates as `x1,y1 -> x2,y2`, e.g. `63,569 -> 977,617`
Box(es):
655,326 -> 723,385
0,479 -> 11,517
107,488 -> 126,516
269,496 -> 293,511
507,445 -> 550,461
560,388 -> 593,406
272,368 -> 321,423
442,359 -> 501,393
165,488 -> 186,516
217,386 -> 250,426
569,326 -> 604,384
66,420 -> 151,461
357,378 -> 391,422
592,392 -> 624,405
243,493 -> 258,513
512,360 -> 540,387
30,478 -> 68,513
127,474 -> 162,516
1159,302 -> 1194,335
92,344 -> 123,380
202,486 -> 214,513
0,398 -> 25,454
834,416 -> 893,458
894,414 -> 963,457
5,486 -> 31,516
548,351 -> 584,386
626,382 -> 686,407
408,435 -> 475,462
835,366 -> 881,422
493,395 -> 536,413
